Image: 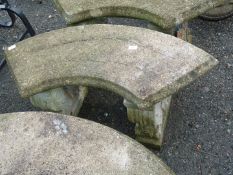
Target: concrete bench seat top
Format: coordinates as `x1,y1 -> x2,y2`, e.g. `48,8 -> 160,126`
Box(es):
5,25 -> 218,109
0,112 -> 175,174
53,0 -> 225,29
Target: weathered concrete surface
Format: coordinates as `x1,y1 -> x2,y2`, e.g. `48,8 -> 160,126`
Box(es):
5,24 -> 218,109
0,112 -> 175,175
124,97 -> 172,148
53,0 -> 225,29
30,86 -> 87,116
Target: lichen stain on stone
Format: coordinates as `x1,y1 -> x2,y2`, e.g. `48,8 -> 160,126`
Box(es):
110,146 -> 130,169
134,71 -> 143,80
136,63 -> 144,71
53,119 -> 68,134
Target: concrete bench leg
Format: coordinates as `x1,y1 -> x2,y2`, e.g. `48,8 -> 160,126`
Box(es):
30,86 -> 88,116
123,96 -> 172,148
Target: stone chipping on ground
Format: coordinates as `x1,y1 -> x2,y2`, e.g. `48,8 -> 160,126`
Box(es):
0,0 -> 232,174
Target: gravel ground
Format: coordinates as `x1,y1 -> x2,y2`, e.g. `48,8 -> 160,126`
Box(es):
0,0 -> 233,174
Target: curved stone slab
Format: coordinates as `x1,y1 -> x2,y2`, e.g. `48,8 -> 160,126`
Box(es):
5,25 -> 218,109
0,112 -> 175,175
53,0 -> 224,29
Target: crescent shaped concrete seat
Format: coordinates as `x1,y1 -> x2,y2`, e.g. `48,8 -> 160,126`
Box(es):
53,0 -> 224,29
5,24 -> 218,109
0,112 -> 175,175
5,24 -> 218,148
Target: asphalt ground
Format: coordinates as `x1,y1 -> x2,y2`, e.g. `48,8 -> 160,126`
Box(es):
0,0 -> 232,174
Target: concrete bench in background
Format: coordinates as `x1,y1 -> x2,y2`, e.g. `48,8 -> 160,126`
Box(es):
52,0 -> 225,34
0,112 -> 175,175
201,0 -> 233,20
5,24 -> 218,147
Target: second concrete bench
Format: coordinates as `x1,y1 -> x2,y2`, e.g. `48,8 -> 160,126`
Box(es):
201,0 -> 233,20
53,0 -> 226,33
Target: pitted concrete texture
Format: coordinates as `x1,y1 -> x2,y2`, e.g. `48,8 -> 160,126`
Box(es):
0,112 -> 175,175
53,0 -> 225,29
5,25 -> 218,109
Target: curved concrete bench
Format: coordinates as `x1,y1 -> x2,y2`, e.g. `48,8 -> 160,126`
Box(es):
0,112 -> 175,175
5,24 -> 218,147
53,0 -> 224,30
